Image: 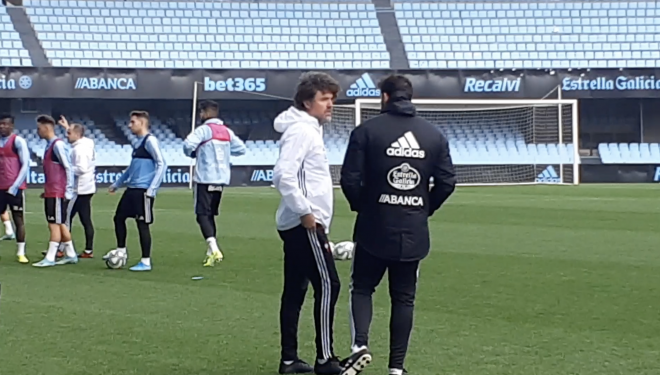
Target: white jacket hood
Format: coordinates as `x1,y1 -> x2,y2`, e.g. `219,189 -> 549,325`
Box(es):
273,106 -> 319,133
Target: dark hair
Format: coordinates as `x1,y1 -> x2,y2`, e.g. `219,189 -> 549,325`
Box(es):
293,72 -> 340,111
379,74 -> 413,100
71,123 -> 85,137
130,110 -> 150,121
199,100 -> 219,113
36,114 -> 56,126
0,113 -> 14,123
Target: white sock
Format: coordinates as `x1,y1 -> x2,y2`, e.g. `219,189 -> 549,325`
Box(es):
17,242 -> 25,256
351,345 -> 368,354
317,358 -> 328,365
4,220 -> 13,236
45,241 -> 59,262
141,257 -> 151,266
64,241 -> 76,258
206,237 -> 219,253
389,369 -> 403,375
117,247 -> 127,255
282,361 -> 294,365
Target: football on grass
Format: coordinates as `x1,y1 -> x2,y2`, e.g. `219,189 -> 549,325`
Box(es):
105,250 -> 127,269
332,241 -> 355,261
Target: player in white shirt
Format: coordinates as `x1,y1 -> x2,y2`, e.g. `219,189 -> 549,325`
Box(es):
58,116 -> 96,258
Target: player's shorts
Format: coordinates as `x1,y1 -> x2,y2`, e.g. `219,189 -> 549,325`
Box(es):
44,197 -> 70,225
0,189 -> 24,214
194,183 -> 224,216
115,188 -> 155,224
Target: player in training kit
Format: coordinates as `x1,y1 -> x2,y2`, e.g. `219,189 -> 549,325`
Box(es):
183,100 -> 246,266
339,75 -> 456,375
0,114 -> 29,263
106,111 -> 165,272
58,116 -> 96,258
273,72 -> 342,375
33,115 -> 79,267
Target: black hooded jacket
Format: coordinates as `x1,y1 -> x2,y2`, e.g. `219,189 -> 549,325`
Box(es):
340,98 -> 456,262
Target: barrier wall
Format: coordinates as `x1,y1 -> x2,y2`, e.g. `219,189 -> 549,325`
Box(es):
2,68 -> 660,100
23,165 -> 275,188
18,164 -> 660,188
580,164 -> 660,183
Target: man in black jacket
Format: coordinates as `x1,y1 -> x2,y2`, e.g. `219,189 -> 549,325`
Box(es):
339,74 -> 456,375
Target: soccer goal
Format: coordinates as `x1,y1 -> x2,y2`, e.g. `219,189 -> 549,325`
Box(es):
328,98 -> 580,186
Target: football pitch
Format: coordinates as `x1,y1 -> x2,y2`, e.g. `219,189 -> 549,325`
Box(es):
1,185 -> 659,375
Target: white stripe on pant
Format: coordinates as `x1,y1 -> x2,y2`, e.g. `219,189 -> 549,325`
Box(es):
349,251 -> 357,350
55,198 -> 61,225
144,194 -> 151,223
306,228 -> 333,360
65,195 -> 77,229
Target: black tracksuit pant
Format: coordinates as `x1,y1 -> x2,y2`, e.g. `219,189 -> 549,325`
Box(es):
350,244 -> 420,370
278,224 -> 341,361
68,193 -> 95,251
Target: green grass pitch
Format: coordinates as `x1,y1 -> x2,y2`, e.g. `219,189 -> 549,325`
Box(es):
1,185 -> 659,375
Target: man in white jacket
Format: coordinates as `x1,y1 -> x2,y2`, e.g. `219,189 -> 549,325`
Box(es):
59,116 -> 96,258
273,72 -> 342,375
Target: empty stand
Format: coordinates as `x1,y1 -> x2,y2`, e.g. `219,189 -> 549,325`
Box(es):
22,0 -> 389,69
0,6 -> 33,67
3,0 -> 660,69
445,127 -> 576,165
395,1 -> 660,69
598,142 -> 660,164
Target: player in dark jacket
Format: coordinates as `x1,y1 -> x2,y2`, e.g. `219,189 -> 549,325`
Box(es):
339,74 -> 456,375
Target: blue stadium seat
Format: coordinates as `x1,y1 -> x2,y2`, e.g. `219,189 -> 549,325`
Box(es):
20,0 -> 388,68
597,142 -> 660,164
395,0 -> 660,69
0,8 -> 33,66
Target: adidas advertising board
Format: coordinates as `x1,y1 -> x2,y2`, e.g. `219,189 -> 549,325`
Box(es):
535,165 -> 561,183
386,131 -> 426,159
346,73 -> 381,97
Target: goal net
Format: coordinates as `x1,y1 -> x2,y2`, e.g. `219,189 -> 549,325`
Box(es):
327,99 -> 580,186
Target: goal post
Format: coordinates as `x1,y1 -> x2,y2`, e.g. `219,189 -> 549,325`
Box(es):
328,98 -> 580,186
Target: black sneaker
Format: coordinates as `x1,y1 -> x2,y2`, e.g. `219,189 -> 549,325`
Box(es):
279,359 -> 314,374
339,348 -> 372,375
314,357 -> 342,375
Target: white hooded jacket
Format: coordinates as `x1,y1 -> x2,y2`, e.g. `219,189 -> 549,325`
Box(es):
272,106 -> 334,232
71,136 -> 96,195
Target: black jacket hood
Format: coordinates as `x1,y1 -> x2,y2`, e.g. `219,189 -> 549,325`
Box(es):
381,97 -> 416,117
